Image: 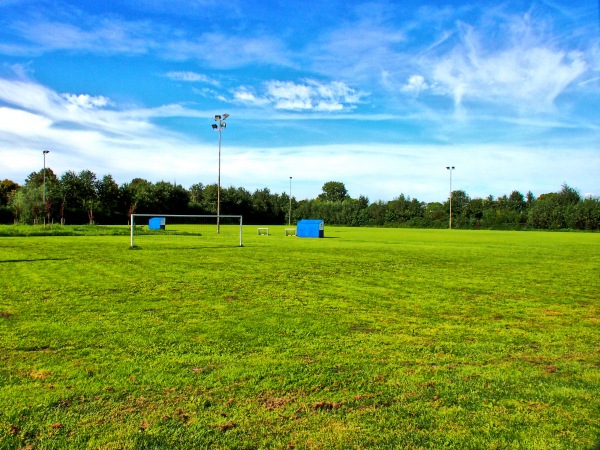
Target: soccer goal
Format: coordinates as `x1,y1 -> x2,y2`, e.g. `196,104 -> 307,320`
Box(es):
130,214 -> 243,248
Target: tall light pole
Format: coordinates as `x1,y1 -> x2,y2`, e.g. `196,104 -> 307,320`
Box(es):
211,114 -> 229,234
289,176 -> 292,226
43,150 -> 50,225
446,166 -> 455,229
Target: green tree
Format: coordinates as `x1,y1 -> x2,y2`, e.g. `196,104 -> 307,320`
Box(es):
527,185 -> 582,230
25,168 -> 59,223
200,184 -> 218,214
556,183 -> 581,206
569,197 -> 600,230
526,191 -> 535,205
9,183 -> 42,224
59,171 -> 79,224
508,190 -> 526,212
0,179 -> 19,205
252,188 -> 276,224
96,175 -> 121,223
318,181 -> 349,202
0,179 -> 19,224
78,170 -> 99,224
527,192 -> 564,229
221,186 -> 252,216
9,169 -> 57,224
189,183 -> 205,205
57,170 -> 100,224
124,178 -> 154,214
367,201 -> 387,226
150,181 -> 190,214
447,190 -> 470,228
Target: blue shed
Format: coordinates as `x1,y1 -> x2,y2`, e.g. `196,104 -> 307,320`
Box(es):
148,217 -> 166,230
297,219 -> 324,238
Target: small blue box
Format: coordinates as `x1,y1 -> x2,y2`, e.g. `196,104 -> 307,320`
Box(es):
148,217 -> 166,230
297,219 -> 324,238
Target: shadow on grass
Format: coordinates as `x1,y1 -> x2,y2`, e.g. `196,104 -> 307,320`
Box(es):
130,245 -> 244,250
0,258 -> 69,263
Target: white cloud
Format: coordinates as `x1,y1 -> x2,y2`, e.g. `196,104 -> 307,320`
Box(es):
305,5 -> 408,83
163,33 -> 292,69
1,75 -> 598,202
401,75 -> 429,94
218,143 -> 600,202
232,87 -> 269,106
165,71 -> 220,86
12,17 -> 155,55
0,106 -> 52,135
233,79 -> 365,112
299,3 -> 596,119
4,14 -> 291,70
431,27 -> 587,109
62,93 -> 110,109
401,8 -> 594,114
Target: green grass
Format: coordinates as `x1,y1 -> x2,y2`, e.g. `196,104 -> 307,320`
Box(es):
1,227 -> 599,449
0,224 -> 131,237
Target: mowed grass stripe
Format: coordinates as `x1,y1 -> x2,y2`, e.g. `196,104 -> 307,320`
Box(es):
0,227 -> 599,448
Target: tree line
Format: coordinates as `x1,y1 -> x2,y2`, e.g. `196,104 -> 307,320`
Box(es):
1,171 -> 599,231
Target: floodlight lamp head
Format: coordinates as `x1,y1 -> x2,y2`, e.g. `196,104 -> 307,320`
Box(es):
43,150 -> 50,154
222,113 -> 229,120
211,124 -> 218,129
215,115 -> 221,121
221,122 -> 226,128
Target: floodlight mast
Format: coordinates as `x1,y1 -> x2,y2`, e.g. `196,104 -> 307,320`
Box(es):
446,166 -> 455,229
212,114 -> 229,234
43,150 -> 50,226
289,176 -> 292,226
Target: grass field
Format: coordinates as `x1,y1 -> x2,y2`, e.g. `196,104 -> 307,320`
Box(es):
1,226 -> 599,449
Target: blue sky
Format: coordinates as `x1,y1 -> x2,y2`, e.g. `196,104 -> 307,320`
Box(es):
0,0 -> 598,202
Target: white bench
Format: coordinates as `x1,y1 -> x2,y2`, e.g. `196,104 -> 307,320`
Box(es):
257,227 -> 269,235
285,228 -> 296,236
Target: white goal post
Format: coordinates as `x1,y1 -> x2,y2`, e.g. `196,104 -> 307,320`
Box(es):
130,214 -> 243,248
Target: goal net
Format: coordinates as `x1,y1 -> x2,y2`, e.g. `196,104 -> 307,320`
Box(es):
130,214 -> 243,248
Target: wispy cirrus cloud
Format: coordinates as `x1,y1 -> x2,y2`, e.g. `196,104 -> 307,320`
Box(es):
424,21 -> 587,110
2,9 -> 292,69
0,76 -> 159,137
163,33 -> 292,69
165,71 -> 221,86
10,16 -> 156,55
233,79 -> 366,112
305,2 -> 597,117
401,7 -> 595,114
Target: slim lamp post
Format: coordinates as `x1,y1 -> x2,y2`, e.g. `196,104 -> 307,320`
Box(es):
446,166 -> 455,229
211,114 -> 229,234
43,150 -> 50,226
289,176 -> 292,226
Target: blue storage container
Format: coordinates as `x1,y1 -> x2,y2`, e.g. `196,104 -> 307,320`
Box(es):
148,217 -> 166,230
297,219 -> 324,238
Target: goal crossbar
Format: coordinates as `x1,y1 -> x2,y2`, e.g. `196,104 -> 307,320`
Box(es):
130,214 -> 243,248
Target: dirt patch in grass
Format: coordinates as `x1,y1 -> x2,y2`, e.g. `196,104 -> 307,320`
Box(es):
209,421 -> 237,432
261,395 -> 295,411
311,401 -> 342,411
